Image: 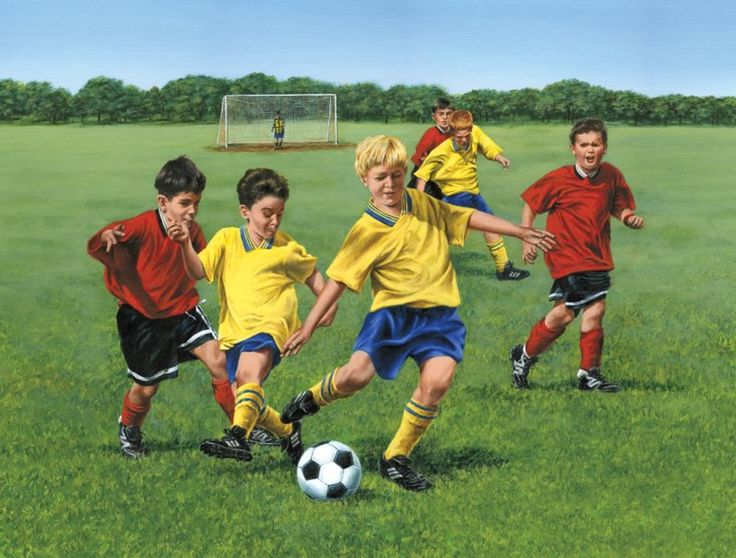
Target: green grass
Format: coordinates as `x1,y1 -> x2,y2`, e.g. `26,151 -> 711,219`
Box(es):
1,122 -> 734,557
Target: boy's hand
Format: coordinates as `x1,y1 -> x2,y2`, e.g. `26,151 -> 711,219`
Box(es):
623,214 -> 645,229
495,155 -> 511,170
282,326 -> 315,358
167,220 -> 190,244
519,227 -> 556,252
522,242 -> 538,265
317,303 -> 338,328
101,224 -> 125,252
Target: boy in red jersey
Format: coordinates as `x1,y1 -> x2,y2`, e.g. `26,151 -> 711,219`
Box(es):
406,97 -> 453,200
510,119 -> 645,392
88,156 -> 238,458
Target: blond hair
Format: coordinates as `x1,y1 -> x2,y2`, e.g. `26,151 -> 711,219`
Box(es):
449,110 -> 473,130
354,135 -> 407,178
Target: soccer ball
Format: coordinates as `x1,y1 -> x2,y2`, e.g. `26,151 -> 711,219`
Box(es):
296,440 -> 362,500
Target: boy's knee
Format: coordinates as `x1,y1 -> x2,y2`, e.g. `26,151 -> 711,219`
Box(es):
336,360 -> 374,393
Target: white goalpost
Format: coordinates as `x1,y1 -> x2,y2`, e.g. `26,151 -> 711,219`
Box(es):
217,93 -> 338,147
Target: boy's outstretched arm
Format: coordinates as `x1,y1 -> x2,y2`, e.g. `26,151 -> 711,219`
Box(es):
282,279 -> 346,357
615,208 -> 645,229
304,269 -> 339,328
168,221 -> 206,280
521,203 -> 540,264
467,209 -> 556,253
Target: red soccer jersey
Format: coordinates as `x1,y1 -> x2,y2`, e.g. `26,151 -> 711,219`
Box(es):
521,163 -> 636,279
411,126 -> 452,167
88,209 -> 206,319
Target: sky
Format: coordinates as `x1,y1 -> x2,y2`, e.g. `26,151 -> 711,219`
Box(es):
2,0 -> 735,97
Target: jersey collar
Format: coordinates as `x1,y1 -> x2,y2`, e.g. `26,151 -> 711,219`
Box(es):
364,190 -> 413,226
240,225 -> 274,252
574,163 -> 601,180
156,208 -> 169,237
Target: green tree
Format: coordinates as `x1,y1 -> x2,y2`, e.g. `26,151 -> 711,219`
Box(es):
231,72 -> 279,94
0,79 -> 28,120
160,75 -> 229,122
613,90 -> 651,125
74,76 -> 128,123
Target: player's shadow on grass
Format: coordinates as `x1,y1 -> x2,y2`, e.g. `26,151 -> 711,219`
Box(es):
451,251 -> 493,278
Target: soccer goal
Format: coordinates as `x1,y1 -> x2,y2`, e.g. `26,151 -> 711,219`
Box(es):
217,94 -> 338,147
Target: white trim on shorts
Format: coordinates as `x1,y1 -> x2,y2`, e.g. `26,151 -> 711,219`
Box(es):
128,364 -> 178,384
179,304 -> 218,348
549,288 -> 609,309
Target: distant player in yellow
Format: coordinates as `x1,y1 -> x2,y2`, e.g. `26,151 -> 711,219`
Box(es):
279,136 -> 555,491
272,111 -> 285,149
414,110 -> 529,281
169,168 -> 336,464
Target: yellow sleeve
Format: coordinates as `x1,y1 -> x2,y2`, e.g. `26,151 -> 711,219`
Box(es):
197,228 -> 226,283
437,199 -> 474,246
283,242 -> 318,284
326,222 -> 378,293
475,126 -> 503,160
414,149 -> 445,182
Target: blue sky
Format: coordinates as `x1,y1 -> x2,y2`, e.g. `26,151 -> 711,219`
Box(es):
3,0 -> 735,97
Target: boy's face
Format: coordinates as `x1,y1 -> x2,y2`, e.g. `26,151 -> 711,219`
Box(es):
571,131 -> 607,173
240,195 -> 285,239
432,108 -> 453,129
360,164 -> 406,210
452,127 -> 473,150
157,192 -> 201,227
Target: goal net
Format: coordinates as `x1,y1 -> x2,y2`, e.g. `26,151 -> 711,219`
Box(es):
217,94 -> 338,147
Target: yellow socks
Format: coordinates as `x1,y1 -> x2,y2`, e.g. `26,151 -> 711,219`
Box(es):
487,237 -> 509,272
384,399 -> 439,460
308,368 -> 352,407
256,404 -> 292,439
233,383 -> 265,437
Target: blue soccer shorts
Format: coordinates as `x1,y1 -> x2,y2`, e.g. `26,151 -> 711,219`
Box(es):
353,305 -> 466,380
442,192 -> 495,214
548,271 -> 611,316
225,333 -> 281,383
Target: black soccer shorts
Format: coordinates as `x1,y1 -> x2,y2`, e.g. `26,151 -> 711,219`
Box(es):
116,304 -> 217,386
548,271 -> 611,316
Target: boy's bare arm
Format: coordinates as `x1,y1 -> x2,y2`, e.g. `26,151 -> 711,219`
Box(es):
304,269 -> 339,328
521,203 -> 540,264
282,279 -> 346,357
167,221 -> 206,280
415,178 -> 427,192
100,224 -> 126,252
615,208 -> 645,229
494,154 -> 511,170
467,210 -> 556,253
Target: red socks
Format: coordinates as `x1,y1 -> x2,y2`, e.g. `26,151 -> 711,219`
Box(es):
579,328 -> 604,370
121,390 -> 150,427
211,379 -> 235,423
525,318 -> 565,357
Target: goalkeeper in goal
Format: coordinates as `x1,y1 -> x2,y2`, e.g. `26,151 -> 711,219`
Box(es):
272,111 -> 285,149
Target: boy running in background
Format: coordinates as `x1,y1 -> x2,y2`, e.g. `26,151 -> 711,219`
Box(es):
279,136 -> 555,491
88,156 -> 235,458
169,168 -> 336,464
406,97 -> 453,200
510,118 -> 644,392
414,110 -> 530,281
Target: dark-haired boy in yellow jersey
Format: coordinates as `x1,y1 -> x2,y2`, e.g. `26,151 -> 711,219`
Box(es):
169,168 -> 336,464
279,135 -> 555,491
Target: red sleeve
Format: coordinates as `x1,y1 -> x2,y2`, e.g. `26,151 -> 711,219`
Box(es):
610,169 -> 636,216
87,215 -> 143,267
411,128 -> 438,167
521,171 -> 560,215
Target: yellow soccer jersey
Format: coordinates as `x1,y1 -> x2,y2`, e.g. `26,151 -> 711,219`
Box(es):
198,227 -> 317,351
414,125 -> 503,197
327,189 -> 474,311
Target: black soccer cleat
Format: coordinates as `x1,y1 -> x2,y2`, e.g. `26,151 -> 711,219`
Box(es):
118,416 -> 147,459
281,421 -> 304,465
200,426 -> 252,461
577,368 -> 620,393
510,344 -> 537,389
249,426 -> 280,447
281,390 -> 320,423
379,454 -> 432,492
497,261 -> 530,281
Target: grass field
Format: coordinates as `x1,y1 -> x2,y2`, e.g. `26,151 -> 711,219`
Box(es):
1,121 -> 734,557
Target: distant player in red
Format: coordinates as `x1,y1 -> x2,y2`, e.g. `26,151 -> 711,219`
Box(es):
88,156 -> 236,458
510,118 -> 645,392
406,97 -> 453,199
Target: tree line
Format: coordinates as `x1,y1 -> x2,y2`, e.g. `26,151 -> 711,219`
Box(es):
1,73 -> 735,126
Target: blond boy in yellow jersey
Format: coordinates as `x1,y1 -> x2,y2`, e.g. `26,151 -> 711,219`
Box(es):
414,110 -> 530,281
279,136 -> 555,491
169,168 -> 336,464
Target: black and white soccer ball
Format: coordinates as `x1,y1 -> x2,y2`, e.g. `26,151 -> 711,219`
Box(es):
296,440 -> 362,500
